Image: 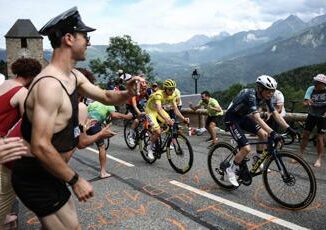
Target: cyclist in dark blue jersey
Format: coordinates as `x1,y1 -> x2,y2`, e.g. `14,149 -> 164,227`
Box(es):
224,75 -> 297,186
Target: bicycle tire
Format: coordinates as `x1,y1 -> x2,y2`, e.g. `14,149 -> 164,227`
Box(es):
263,151 -> 316,209
139,129 -> 157,164
207,142 -> 239,190
166,133 -> 193,174
124,120 -> 138,149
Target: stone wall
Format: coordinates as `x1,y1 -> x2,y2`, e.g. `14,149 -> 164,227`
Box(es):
6,38 -> 45,77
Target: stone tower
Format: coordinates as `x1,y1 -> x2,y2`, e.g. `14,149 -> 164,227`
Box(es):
5,19 -> 46,78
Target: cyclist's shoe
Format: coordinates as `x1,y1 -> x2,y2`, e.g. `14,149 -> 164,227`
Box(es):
146,145 -> 155,160
169,144 -> 174,150
225,165 -> 239,187
128,137 -> 135,145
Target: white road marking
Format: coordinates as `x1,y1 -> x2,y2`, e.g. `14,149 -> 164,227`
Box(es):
170,180 -> 308,230
86,147 -> 135,167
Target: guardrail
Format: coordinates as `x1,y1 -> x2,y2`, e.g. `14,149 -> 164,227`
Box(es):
180,108 -> 307,128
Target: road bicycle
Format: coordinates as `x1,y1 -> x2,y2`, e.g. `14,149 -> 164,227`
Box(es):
207,134 -> 316,209
124,115 -> 148,149
139,122 -> 194,174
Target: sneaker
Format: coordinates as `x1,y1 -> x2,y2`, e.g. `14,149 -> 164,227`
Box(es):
225,166 -> 239,187
169,145 -> 174,150
128,137 -> 135,145
146,145 -> 155,160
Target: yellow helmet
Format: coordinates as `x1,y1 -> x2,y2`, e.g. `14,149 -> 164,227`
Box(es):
163,79 -> 176,89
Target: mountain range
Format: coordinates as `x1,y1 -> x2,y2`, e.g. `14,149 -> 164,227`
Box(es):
1,14 -> 326,93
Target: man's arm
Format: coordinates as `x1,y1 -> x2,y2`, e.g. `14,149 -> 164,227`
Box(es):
251,112 -> 273,134
173,102 -> 189,123
131,97 -> 143,116
271,110 -> 289,130
30,79 -> 93,201
75,70 -> 142,105
189,103 -> 201,111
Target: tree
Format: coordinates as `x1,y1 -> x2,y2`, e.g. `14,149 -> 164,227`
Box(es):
90,35 -> 154,82
0,60 -> 7,76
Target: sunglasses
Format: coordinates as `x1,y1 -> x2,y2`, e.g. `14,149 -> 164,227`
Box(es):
83,34 -> 90,43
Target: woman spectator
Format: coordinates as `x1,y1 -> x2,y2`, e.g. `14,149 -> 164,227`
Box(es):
0,58 -> 42,227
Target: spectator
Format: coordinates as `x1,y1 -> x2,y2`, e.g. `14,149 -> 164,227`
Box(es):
190,91 -> 223,148
299,74 -> 326,167
0,58 -> 41,227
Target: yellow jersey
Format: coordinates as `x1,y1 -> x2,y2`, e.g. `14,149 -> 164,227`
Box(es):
145,89 -> 177,111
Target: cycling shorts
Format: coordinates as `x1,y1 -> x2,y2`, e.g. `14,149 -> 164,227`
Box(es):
304,114 -> 326,133
145,108 -> 170,131
86,122 -> 104,147
11,157 -> 71,217
225,113 -> 261,148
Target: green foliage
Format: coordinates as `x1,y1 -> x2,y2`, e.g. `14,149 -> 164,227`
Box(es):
213,62 -> 326,111
0,60 -> 7,76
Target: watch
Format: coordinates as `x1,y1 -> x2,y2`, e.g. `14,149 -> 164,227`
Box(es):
67,172 -> 79,186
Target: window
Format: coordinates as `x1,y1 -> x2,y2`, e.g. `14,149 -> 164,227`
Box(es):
21,38 -> 27,48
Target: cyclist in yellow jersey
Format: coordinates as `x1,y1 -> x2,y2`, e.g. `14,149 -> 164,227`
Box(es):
145,79 -> 189,159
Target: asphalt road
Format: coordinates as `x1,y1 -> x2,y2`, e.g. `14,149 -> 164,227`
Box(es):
16,125 -> 326,230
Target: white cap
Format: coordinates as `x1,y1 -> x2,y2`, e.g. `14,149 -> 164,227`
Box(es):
0,73 -> 5,85
120,73 -> 132,81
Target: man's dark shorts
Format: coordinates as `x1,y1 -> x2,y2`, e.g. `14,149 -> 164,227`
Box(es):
304,114 -> 326,133
11,157 -> 71,217
86,122 -> 104,147
225,113 -> 261,148
205,115 -> 219,127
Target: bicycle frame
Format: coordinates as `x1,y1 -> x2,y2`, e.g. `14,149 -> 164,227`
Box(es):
241,137 -> 289,179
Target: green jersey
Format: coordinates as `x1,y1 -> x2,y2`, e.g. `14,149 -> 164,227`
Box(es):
198,98 -> 223,116
88,101 -> 116,123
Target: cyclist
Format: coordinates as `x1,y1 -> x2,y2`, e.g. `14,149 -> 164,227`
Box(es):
300,73 -> 326,168
87,101 -> 132,178
145,79 -> 189,159
126,80 -> 148,145
224,75 -> 297,186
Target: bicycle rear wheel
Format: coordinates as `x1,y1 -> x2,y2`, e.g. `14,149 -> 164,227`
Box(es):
263,151 -> 316,209
139,129 -> 156,164
167,134 -> 193,174
207,142 -> 238,190
124,120 -> 138,149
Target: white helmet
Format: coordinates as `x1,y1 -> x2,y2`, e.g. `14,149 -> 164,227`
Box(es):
313,74 -> 326,84
256,75 -> 277,90
0,73 -> 5,85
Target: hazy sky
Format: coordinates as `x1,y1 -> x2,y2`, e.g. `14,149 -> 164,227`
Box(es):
0,0 -> 325,49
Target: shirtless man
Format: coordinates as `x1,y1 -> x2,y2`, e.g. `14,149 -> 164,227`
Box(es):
11,7 -> 143,230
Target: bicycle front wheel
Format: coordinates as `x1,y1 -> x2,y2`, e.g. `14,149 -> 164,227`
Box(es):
167,134 -> 193,174
139,129 -> 156,164
207,142 -> 238,190
263,151 -> 316,209
124,120 -> 138,149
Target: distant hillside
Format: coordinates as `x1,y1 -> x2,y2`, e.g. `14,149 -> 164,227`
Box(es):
213,62 -> 326,110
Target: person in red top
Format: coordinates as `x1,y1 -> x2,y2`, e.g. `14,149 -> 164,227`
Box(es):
126,81 -> 148,145
0,58 -> 42,227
